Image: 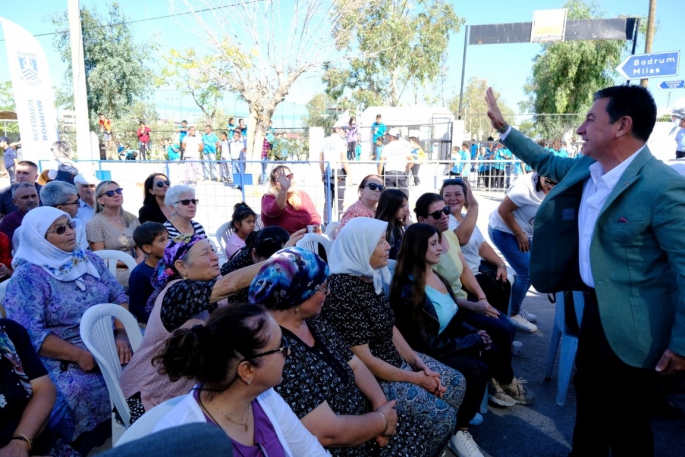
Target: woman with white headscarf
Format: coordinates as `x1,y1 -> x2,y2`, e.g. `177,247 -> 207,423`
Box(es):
3,207 -> 131,454
322,217 -> 467,457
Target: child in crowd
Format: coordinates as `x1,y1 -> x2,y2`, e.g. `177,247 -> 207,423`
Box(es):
128,222 -> 168,324
225,202 -> 257,259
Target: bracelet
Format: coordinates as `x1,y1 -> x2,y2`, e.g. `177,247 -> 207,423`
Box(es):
496,122 -> 510,134
478,297 -> 487,302
376,412 -> 389,435
497,265 -> 506,269
11,434 -> 32,452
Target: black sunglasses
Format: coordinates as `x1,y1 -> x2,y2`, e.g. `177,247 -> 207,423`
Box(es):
443,178 -> 463,186
543,179 -> 558,186
155,180 -> 171,188
99,188 -> 123,198
251,336 -> 291,359
175,199 -> 199,206
427,206 -> 451,219
363,183 -> 384,192
46,220 -> 76,235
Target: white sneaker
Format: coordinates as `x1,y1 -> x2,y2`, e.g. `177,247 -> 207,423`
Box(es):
510,313 -> 538,333
448,431 -> 484,457
520,308 -> 537,323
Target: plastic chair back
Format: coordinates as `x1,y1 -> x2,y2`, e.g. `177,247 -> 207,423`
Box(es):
115,396 -> 184,446
544,291 -> 584,406
80,304 -> 144,442
94,250 -> 138,279
296,233 -> 331,261
215,221 -> 234,254
325,221 -> 341,241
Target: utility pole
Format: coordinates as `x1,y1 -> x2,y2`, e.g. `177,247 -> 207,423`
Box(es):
640,0 -> 657,88
67,0 -> 93,159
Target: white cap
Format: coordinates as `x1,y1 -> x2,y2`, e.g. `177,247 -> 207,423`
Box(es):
74,172 -> 100,185
333,120 -> 347,129
387,127 -> 401,138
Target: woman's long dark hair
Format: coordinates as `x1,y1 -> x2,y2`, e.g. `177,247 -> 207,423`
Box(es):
375,189 -> 407,245
143,173 -> 169,206
153,304 -> 270,392
389,223 -> 441,322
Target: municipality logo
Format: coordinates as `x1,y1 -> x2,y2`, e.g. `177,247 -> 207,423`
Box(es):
18,52 -> 41,86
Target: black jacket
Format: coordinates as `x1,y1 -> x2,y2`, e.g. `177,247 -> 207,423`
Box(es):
393,279 -> 483,359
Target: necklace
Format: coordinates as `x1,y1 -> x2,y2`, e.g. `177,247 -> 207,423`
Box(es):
212,400 -> 251,432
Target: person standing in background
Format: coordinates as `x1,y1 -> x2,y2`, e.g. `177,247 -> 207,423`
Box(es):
371,114 -> 386,160
137,122 -> 151,161
346,116 -> 359,161
178,120 -> 188,160
675,116 -> 685,159
0,137 -> 17,184
202,125 -> 220,182
319,123 -> 349,224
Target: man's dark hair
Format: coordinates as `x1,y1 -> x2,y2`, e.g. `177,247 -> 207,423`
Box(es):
593,85 -> 657,142
133,222 -> 167,250
182,120 -> 187,124
17,160 -> 37,170
376,114 -> 382,119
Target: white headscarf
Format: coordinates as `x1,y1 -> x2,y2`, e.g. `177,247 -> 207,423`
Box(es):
328,217 -> 391,295
13,207 -> 100,290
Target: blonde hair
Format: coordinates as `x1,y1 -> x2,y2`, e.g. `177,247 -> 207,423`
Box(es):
95,180 -> 136,226
269,165 -> 301,210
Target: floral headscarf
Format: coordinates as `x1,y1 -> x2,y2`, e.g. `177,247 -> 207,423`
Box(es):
248,247 -> 329,310
145,233 -> 204,313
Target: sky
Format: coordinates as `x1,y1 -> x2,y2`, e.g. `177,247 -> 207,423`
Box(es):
0,0 -> 681,127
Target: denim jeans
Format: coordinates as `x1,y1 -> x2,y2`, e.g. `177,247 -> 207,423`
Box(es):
260,157 -> 268,184
488,226 -> 532,316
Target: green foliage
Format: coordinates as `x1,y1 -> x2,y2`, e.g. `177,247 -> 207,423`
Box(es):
302,94 -> 337,132
448,78 -> 514,140
51,2 -> 156,130
521,0 -> 627,140
0,81 -> 19,134
271,136 -> 308,161
325,0 -> 463,108
517,119 -> 539,139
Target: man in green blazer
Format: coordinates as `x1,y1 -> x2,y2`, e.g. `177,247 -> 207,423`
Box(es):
485,85 -> 685,456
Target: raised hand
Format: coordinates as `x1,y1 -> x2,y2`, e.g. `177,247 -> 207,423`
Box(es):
485,88 -> 507,131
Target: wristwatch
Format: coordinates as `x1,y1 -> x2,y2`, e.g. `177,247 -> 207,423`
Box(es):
496,122 -> 510,134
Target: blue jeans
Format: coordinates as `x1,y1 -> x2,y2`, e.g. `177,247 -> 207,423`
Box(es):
260,157 -> 268,184
488,226 -> 531,316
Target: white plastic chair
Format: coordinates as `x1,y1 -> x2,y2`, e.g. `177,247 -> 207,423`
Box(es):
296,233 -> 331,261
115,396 -> 184,446
325,221 -> 341,241
215,221 -> 234,254
94,250 -> 138,279
545,291 -> 585,406
80,304 -> 144,444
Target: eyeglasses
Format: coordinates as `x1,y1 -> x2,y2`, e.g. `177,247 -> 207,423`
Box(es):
315,282 -> 331,296
427,206 -> 451,219
60,200 -> 80,206
155,180 -> 171,188
443,178 -> 463,186
46,220 -> 76,235
251,336 -> 291,359
99,188 -> 123,198
543,179 -> 558,186
285,173 -> 294,180
175,199 -> 199,206
363,183 -> 384,192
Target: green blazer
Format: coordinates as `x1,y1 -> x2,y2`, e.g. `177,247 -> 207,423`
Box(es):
502,128 -> 685,368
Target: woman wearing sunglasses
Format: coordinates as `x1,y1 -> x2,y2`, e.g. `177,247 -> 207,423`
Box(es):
4,207 -> 131,454
152,303 -> 328,456
163,184 -> 206,238
86,180 -> 143,285
250,248 -> 407,456
139,173 -> 172,224
488,173 -> 555,333
261,165 -> 321,234
339,174 -> 384,230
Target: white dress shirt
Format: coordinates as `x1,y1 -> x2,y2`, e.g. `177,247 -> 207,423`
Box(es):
578,147 -> 643,287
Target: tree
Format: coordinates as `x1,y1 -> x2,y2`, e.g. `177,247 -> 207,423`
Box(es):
51,2 -> 156,129
173,0 -> 365,161
324,0 -> 463,109
449,78 -> 514,140
159,50 -> 232,126
302,94 -> 337,131
0,81 -> 19,134
521,0 -> 627,140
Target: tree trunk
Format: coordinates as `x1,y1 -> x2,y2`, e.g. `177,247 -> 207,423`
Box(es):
245,106 -> 267,164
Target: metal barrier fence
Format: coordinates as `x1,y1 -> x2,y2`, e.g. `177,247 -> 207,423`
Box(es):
38,158 -> 525,241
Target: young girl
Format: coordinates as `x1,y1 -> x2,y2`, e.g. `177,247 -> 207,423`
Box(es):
374,189 -> 409,260
225,202 -> 257,259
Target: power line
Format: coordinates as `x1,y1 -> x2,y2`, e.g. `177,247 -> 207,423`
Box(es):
0,0 -> 262,41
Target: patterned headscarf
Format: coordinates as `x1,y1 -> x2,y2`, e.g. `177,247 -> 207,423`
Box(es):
248,247 -> 329,310
145,233 -> 205,313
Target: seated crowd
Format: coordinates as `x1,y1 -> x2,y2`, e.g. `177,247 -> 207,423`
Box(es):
1,161 -> 546,457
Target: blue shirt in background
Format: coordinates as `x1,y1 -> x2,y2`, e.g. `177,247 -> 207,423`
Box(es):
202,132 -> 220,154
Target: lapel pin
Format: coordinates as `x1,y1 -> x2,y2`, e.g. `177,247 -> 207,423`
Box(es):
619,217 -> 628,223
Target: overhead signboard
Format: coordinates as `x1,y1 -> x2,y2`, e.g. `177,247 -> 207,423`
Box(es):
615,51 -> 680,80
531,9 -> 567,43
659,80 -> 685,90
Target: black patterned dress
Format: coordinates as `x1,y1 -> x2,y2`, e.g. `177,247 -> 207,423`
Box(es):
323,274 -> 466,457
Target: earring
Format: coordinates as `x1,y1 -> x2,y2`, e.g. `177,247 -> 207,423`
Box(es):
247,380 -> 252,385
294,308 -> 299,315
